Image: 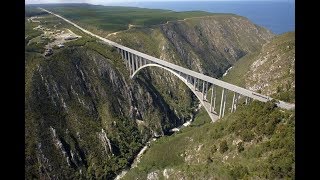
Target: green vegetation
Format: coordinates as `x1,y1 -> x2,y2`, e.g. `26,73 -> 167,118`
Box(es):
219,140 -> 228,153
124,101 -> 295,179
30,3 -> 214,33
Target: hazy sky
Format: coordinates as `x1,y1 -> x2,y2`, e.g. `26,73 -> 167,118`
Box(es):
26,0 -> 294,5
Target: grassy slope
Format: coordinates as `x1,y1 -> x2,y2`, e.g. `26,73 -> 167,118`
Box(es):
124,101 -> 294,179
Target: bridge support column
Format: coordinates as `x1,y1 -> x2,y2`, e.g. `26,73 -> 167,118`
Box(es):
131,53 -> 135,74
135,55 -> 138,69
222,89 -> 227,117
234,93 -> 239,111
139,56 -> 142,68
210,84 -> 216,112
202,81 -> 205,100
205,82 -> 208,101
127,52 -> 131,75
193,78 -> 197,91
135,55 -> 138,70
231,92 -> 236,113
120,49 -> 124,59
245,97 -> 249,105
213,86 -> 216,111
219,88 -> 227,118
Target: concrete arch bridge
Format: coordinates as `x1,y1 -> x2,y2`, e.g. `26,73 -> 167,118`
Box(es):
41,8 -> 295,122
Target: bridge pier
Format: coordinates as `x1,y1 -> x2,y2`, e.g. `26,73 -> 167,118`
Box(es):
193,78 -> 197,91
219,88 -> 227,118
231,92 -> 236,113
125,51 -> 130,74
234,93 -> 239,111
197,78 -> 200,91
135,55 -> 138,71
129,52 -> 133,75
205,82 -> 208,101
202,81 -> 205,100
120,49 -> 124,60
210,85 -> 216,112
139,56 -> 142,67
132,54 -> 135,72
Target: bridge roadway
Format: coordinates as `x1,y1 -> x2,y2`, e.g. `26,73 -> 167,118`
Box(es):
40,8 -> 295,122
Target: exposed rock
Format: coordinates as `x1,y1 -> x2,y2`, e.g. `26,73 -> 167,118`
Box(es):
147,170 -> 160,180
163,168 -> 174,179
98,129 -> 113,157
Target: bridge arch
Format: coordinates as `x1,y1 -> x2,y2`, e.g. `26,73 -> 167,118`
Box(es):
131,63 -> 219,122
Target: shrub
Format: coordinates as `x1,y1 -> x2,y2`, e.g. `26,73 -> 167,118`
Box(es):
229,165 -> 249,179
240,129 -> 254,142
237,142 -> 244,153
211,144 -> 217,154
219,140 -> 228,153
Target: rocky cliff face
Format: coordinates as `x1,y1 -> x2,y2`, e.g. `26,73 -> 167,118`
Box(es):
25,45 -> 190,179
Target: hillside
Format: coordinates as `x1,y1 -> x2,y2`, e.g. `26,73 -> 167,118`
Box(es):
222,32 -> 295,103
123,101 -> 294,179
25,4 -> 291,179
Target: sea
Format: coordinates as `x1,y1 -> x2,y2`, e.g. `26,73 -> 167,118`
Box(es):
105,1 -> 295,35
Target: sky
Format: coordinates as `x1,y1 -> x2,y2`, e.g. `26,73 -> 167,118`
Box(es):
26,0 -> 294,5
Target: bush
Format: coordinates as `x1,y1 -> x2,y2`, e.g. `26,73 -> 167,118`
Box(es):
237,142 -> 244,153
219,140 -> 228,153
229,165 -> 249,179
211,144 -> 217,153
240,129 -> 254,142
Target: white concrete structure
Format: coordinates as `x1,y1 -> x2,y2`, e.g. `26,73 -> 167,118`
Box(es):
41,8 -> 295,123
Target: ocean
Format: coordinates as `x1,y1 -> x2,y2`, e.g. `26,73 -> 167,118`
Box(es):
106,1 -> 295,35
